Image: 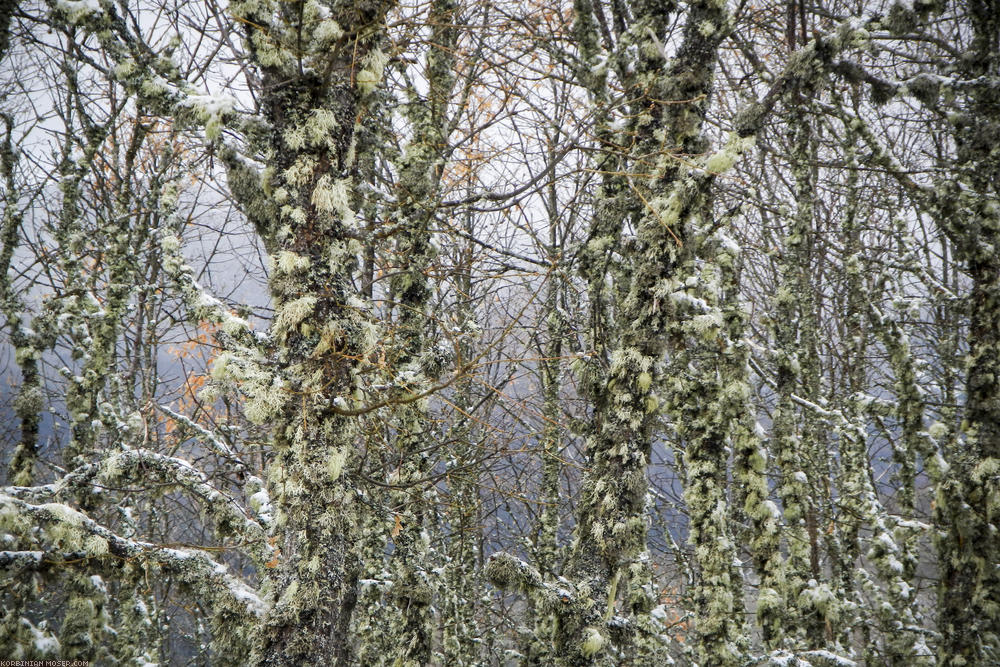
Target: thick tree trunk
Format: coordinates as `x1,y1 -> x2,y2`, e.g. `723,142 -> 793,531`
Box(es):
220,2 -> 396,663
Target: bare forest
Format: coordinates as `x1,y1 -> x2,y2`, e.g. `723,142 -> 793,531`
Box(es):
1,0 -> 999,664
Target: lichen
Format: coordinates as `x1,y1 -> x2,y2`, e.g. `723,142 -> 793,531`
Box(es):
275,250 -> 311,274
580,626 -> 606,658
311,174 -> 354,223
356,48 -> 389,95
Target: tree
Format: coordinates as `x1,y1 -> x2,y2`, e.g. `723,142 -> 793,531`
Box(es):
2,0 -> 999,665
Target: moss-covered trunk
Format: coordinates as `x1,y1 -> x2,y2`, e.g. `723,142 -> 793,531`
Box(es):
215,1 -> 396,663
934,2 -> 1000,663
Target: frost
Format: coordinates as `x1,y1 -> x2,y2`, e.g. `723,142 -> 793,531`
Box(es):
248,487 -> 273,525
896,518 -> 930,531
184,94 -> 235,118
875,531 -> 898,552
28,620 -> 60,656
886,554 -> 904,574
801,650 -> 857,666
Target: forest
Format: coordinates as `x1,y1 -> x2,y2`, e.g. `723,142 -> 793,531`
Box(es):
0,0 -> 998,664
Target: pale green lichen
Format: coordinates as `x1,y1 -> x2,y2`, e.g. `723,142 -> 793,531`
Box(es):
311,174 -> 354,223
282,156 -> 316,187
651,192 -> 684,229
356,47 -> 389,95
275,250 -> 311,274
689,311 -> 723,337
209,352 -> 234,381
581,627 -> 606,658
114,58 -> 137,80
304,110 -> 339,147
314,19 -> 343,43
326,448 -> 347,480
84,535 -> 109,556
703,133 -> 755,175
283,206 -> 308,225
55,0 -> 103,25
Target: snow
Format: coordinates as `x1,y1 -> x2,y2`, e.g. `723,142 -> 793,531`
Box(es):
876,531 -> 898,552
29,621 -> 60,656
39,502 -> 86,524
56,0 -> 101,18
184,94 -> 236,118
227,581 -> 267,617
0,550 -> 42,562
801,650 -> 857,666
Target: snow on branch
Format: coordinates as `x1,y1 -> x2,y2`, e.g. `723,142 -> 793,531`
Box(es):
4,448 -> 270,567
733,0 -> 942,139
157,194 -> 266,355
485,552 -> 664,651
0,492 -> 268,618
156,403 -> 249,472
